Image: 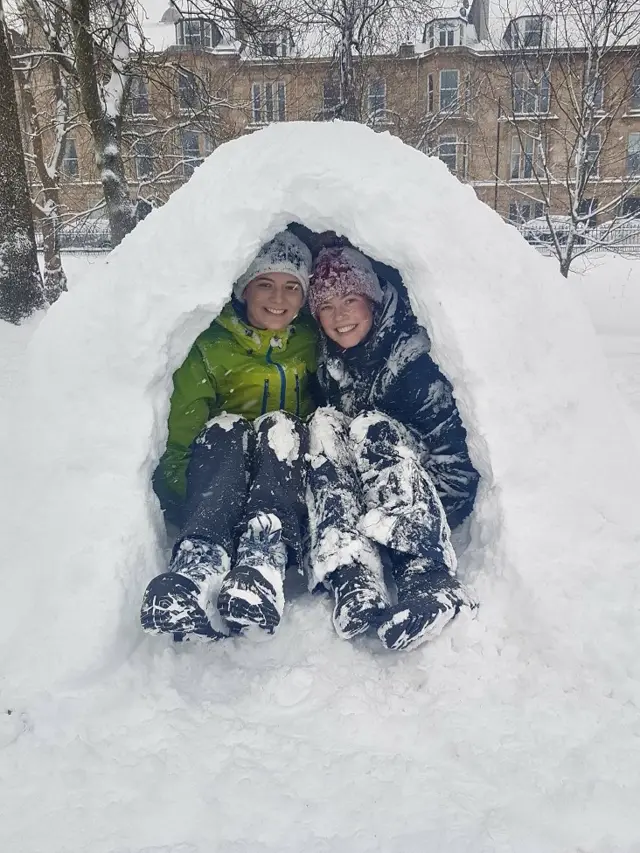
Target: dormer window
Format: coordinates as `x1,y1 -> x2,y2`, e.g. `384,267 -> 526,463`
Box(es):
176,18 -> 221,49
505,16 -> 549,49
260,30 -> 292,58
426,20 -> 465,48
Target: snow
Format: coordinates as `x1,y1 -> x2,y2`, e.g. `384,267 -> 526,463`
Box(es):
1,122 -> 640,851
267,416 -> 300,465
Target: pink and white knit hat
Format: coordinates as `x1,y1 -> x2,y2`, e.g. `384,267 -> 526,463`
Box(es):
309,247 -> 383,317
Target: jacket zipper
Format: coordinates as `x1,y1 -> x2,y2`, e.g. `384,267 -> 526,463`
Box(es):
266,345 -> 286,410
295,372 -> 300,416
261,379 -> 269,415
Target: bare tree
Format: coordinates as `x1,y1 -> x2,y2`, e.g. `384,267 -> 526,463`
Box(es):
69,0 -> 138,245
283,0 -> 439,121
482,0 -> 640,276
124,57 -> 239,194
0,0 -> 46,323
182,0 -> 439,122
15,0 -> 141,247
10,4 -> 74,302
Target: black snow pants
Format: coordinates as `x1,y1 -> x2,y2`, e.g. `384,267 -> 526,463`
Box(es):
306,407 -> 456,589
158,411 -> 309,564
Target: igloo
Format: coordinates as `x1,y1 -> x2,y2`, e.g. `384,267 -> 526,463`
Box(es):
2,120 -> 639,704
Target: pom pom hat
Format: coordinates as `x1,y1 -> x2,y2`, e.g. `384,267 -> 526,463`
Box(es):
233,230 -> 312,302
309,247 -> 384,317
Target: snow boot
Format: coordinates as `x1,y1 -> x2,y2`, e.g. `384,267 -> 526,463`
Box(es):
140,538 -> 231,640
377,557 -> 477,652
328,562 -> 391,640
217,512 -> 288,636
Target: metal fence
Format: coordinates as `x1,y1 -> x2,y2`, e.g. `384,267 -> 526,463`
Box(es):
35,219 -> 111,252
37,215 -> 640,258
515,221 -> 640,257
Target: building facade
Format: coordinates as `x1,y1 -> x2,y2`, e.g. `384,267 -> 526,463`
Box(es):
20,0 -> 640,235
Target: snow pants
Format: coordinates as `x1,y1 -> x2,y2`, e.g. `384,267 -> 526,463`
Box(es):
164,411 -> 309,563
306,408 -> 456,589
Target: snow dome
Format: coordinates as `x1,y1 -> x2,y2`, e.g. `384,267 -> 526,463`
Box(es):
2,120 -> 640,699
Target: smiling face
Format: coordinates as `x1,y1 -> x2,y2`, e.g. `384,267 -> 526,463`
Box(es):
317,293 -> 374,348
244,272 -> 305,330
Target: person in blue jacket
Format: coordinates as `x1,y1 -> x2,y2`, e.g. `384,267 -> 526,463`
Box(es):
306,246 -> 480,651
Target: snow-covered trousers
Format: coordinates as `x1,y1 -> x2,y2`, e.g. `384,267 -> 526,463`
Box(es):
306,408 -> 456,589
173,411 -> 309,563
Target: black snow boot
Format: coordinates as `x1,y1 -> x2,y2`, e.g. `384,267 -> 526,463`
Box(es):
377,557 -> 477,652
141,538 -> 231,640
217,512 -> 288,636
328,562 -> 391,640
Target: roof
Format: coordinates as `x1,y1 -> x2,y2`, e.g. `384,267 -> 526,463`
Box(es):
130,0 -> 640,57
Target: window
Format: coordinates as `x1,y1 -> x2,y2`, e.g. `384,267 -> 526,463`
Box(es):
508,200 -> 544,222
621,196 -> 640,218
427,74 -> 434,113
627,132 -> 640,174
177,70 -> 202,112
322,80 -> 340,117
251,82 -> 286,124
584,133 -> 600,177
506,16 -> 547,49
368,80 -> 386,121
260,31 -> 291,57
513,68 -> 549,114
439,69 -> 459,110
134,140 -> 154,180
631,68 -> 640,111
577,198 -> 598,227
523,17 -> 543,47
510,133 -> 543,180
427,21 -> 464,48
62,137 -> 79,179
176,19 -> 220,48
130,77 -> 149,116
180,129 -> 211,177
437,135 -> 468,177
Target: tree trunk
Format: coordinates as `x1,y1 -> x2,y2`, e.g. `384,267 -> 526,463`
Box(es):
0,6 -> 46,323
17,68 -> 67,303
40,196 -> 67,301
70,0 -> 135,247
339,26 -> 358,121
93,114 -> 136,247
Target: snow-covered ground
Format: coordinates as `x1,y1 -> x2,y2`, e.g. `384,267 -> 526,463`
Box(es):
566,254 -> 640,438
1,123 -> 640,853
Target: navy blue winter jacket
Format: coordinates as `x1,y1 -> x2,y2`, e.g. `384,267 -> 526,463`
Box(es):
317,281 -> 479,529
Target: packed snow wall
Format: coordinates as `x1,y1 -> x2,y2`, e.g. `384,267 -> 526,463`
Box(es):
2,121 -> 639,700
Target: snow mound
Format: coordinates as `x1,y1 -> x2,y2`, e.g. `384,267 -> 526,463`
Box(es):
567,253 -> 640,335
3,120 -> 640,693
2,121 -> 640,850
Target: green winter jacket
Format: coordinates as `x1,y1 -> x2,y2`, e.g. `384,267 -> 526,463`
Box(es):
158,302 -> 318,500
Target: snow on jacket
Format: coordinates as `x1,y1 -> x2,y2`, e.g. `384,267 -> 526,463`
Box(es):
317,281 -> 479,528
158,301 -> 318,500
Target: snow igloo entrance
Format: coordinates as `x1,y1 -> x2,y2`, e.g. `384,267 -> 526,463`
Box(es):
151,217 -> 475,619
7,120 -> 640,694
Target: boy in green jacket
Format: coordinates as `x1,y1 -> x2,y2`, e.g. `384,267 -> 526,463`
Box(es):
141,231 -> 318,641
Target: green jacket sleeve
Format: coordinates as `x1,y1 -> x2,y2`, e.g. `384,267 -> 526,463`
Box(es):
158,344 -> 218,500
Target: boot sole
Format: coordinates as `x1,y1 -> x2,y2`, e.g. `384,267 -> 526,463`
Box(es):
333,599 -> 388,640
141,573 -> 226,640
378,599 -> 463,651
217,571 -> 282,635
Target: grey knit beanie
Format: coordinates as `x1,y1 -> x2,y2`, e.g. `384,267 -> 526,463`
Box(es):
233,231 -> 312,302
